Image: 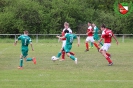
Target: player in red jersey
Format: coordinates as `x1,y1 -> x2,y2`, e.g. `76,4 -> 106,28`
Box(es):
59,22 -> 74,61
98,24 -> 118,66
85,22 -> 100,52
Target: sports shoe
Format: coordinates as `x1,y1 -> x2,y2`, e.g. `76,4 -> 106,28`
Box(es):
18,66 -> 23,69
59,59 -> 65,61
75,58 -> 78,64
108,62 -> 113,66
33,57 -> 36,64
85,49 -> 89,52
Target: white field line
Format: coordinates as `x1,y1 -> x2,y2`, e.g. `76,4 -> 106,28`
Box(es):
0,47 -> 9,55
0,79 -> 133,82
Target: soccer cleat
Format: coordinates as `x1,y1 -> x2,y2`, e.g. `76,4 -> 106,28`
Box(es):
75,58 -> 78,64
108,62 -> 113,66
18,66 -> 23,69
33,57 -> 36,64
85,49 -> 89,52
59,59 -> 65,61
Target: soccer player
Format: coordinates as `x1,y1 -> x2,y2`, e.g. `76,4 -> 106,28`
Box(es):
85,22 -> 99,52
90,23 -> 103,48
98,24 -> 118,66
60,22 -> 74,61
14,30 -> 36,69
56,30 -> 80,64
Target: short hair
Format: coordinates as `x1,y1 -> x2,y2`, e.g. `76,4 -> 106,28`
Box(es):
64,22 -> 69,26
24,30 -> 29,34
64,29 -> 69,33
88,22 -> 92,24
101,24 -> 106,28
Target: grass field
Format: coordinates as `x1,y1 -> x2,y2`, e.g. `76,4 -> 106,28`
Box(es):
0,38 -> 133,88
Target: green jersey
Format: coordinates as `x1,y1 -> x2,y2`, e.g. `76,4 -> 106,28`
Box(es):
64,33 -> 77,53
93,26 -> 99,40
65,33 -> 77,45
18,34 -> 32,48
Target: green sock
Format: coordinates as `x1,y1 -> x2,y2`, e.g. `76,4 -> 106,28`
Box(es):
26,58 -> 32,61
56,52 -> 61,58
70,55 -> 76,60
20,58 -> 23,67
100,42 -> 103,46
91,42 -> 93,47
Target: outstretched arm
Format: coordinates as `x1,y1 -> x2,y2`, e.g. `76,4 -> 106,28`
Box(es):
56,36 -> 65,39
113,35 -> 118,45
77,36 -> 80,47
14,40 -> 18,46
30,42 -> 34,51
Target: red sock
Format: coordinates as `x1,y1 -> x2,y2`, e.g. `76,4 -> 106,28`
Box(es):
106,57 -> 112,63
93,42 -> 100,49
62,51 -> 65,59
70,52 -> 75,56
86,43 -> 89,50
106,52 -> 110,57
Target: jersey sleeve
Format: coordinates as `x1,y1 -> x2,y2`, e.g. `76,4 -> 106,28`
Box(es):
18,35 -> 22,40
73,34 -> 77,39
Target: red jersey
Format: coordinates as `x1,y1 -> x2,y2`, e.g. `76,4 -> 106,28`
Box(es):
87,26 -> 93,36
102,28 -> 113,43
61,31 -> 66,40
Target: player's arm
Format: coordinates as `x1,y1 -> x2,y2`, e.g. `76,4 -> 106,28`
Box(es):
30,42 -> 34,51
14,39 -> 18,46
113,34 -> 118,45
77,36 -> 80,47
56,36 -> 65,39
98,37 -> 103,46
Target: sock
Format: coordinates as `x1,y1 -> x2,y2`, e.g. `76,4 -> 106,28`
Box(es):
91,42 -> 93,47
62,51 -> 65,59
106,53 -> 111,57
100,42 -> 103,46
106,57 -> 112,63
93,42 -> 100,49
20,58 -> 23,67
70,52 -> 75,56
26,58 -> 32,61
70,55 -> 76,60
56,52 -> 61,58
86,43 -> 89,50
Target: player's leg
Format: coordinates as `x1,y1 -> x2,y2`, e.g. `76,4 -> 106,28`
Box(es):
85,37 -> 89,51
91,37 -> 100,51
24,49 -> 36,64
18,54 -> 23,69
90,42 -> 93,48
99,44 -> 112,65
61,41 -> 66,60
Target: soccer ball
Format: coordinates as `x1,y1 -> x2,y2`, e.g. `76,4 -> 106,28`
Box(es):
51,56 -> 57,61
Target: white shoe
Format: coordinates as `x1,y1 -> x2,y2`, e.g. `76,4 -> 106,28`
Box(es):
75,58 -> 78,64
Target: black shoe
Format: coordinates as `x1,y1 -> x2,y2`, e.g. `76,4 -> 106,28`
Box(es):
85,49 -> 89,52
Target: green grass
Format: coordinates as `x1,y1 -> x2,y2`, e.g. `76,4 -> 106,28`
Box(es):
0,38 -> 133,88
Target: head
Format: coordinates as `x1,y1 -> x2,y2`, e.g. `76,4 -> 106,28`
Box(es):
24,30 -> 29,35
88,22 -> 92,26
92,23 -> 96,27
100,24 -> 106,31
64,29 -> 69,34
64,22 -> 69,29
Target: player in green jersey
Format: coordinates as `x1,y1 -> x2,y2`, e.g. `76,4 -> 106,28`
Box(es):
56,30 -> 80,64
14,30 -> 36,69
90,23 -> 103,48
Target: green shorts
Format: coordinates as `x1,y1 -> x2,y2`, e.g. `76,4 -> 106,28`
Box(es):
21,47 -> 28,57
64,45 -> 72,53
93,35 -> 99,41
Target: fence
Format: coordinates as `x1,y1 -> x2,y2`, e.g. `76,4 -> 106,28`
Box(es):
0,34 -> 133,43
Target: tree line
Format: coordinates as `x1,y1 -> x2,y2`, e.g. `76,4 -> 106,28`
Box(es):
0,0 -> 133,34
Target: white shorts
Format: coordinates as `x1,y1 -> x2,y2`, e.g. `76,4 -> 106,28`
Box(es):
86,36 -> 95,42
100,43 -> 111,51
62,40 -> 66,48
